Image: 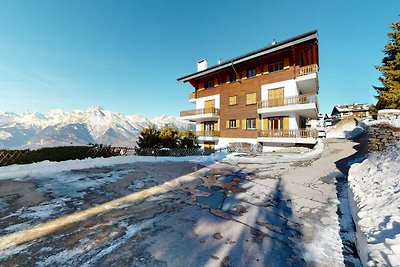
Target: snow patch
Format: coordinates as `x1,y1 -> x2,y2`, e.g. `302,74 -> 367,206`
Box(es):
0,130 -> 12,140
348,141 -> 400,266
0,152 -> 226,181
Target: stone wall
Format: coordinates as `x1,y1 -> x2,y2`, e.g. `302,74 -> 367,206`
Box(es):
368,124 -> 400,151
377,109 -> 400,120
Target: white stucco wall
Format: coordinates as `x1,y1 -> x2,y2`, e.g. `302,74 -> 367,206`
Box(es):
260,79 -> 299,101
195,94 -> 220,109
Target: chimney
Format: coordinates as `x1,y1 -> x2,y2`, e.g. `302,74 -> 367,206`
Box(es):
197,59 -> 208,72
217,58 -> 222,65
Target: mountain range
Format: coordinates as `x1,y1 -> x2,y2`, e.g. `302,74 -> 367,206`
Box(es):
0,106 -> 194,149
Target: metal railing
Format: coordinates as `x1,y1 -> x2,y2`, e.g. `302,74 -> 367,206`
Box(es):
297,64 -> 318,76
258,94 -> 318,108
258,128 -> 318,139
196,131 -> 220,137
189,92 -> 196,100
180,107 -> 220,117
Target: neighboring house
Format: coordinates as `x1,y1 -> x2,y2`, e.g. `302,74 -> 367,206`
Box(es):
331,103 -> 372,119
177,30 -> 319,151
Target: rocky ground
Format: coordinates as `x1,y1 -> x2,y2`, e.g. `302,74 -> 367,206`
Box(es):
0,138 -> 366,266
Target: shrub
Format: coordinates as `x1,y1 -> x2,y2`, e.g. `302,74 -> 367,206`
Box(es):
136,126 -> 162,148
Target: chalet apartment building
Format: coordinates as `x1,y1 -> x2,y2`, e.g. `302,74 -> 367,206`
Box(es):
178,30 -> 319,151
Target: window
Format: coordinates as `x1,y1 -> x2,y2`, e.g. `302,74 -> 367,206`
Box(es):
246,118 -> 256,130
205,80 -> 214,89
229,119 -> 237,128
247,68 -> 256,78
246,92 -> 256,105
204,121 -> 215,131
229,96 -> 237,106
229,73 -> 237,83
268,61 -> 284,73
269,117 -> 283,130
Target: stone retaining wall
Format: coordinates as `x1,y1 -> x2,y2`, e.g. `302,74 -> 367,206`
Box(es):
377,109 -> 400,120
368,124 -> 400,151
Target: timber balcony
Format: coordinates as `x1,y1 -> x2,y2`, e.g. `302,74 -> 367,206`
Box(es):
180,107 -> 220,121
257,94 -> 319,118
196,131 -> 220,139
188,92 -> 196,102
296,64 -> 319,76
257,128 -> 318,144
295,64 -> 319,94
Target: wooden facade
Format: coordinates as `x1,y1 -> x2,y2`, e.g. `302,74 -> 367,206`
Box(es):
178,30 -> 319,149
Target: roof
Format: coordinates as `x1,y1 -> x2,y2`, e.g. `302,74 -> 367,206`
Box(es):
333,104 -> 372,113
177,30 -> 318,83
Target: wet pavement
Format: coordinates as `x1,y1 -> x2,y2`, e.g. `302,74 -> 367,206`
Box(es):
0,139 -> 365,266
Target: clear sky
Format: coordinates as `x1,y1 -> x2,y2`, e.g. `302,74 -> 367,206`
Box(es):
0,1 -> 399,118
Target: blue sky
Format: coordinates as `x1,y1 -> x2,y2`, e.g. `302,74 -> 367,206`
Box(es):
0,1 -> 399,118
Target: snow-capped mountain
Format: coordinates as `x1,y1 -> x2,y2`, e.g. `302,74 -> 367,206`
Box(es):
0,106 -> 194,149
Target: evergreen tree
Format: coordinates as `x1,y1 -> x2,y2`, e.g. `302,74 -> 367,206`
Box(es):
159,125 -> 179,148
374,21 -> 400,110
178,130 -> 199,149
136,126 -> 161,148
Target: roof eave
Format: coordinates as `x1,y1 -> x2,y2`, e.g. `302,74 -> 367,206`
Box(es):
177,30 -> 318,83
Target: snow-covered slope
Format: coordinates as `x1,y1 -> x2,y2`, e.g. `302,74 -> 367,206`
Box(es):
348,141 -> 400,266
0,107 -> 191,149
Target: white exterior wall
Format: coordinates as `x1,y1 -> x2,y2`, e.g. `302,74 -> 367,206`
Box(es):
260,79 -> 301,131
261,79 -> 299,101
195,94 -> 220,109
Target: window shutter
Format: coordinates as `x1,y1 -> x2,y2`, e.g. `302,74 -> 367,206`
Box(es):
236,119 -> 240,128
198,82 -> 204,90
201,122 -> 204,131
284,58 -> 290,70
214,121 -> 218,130
263,63 -> 269,74
256,118 -> 260,130
256,66 -> 261,76
263,118 -> 269,130
242,119 -> 246,130
226,121 -> 230,129
283,117 -> 289,129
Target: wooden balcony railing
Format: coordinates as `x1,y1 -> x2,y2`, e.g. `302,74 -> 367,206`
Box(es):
196,131 -> 220,137
258,128 -> 318,139
258,94 -> 318,108
189,92 -> 196,100
297,64 -> 319,76
180,107 -> 220,117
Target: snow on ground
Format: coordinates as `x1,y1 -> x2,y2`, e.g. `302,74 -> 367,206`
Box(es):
348,141 -> 400,266
0,152 -> 226,181
223,140 -> 324,164
326,117 -> 357,139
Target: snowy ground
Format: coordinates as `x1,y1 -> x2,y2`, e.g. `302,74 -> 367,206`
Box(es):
348,141 -> 400,266
0,139 -> 365,266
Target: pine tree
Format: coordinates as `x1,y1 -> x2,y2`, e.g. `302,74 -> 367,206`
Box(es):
136,126 -> 161,148
374,21 -> 400,110
159,125 -> 179,148
178,130 -> 199,149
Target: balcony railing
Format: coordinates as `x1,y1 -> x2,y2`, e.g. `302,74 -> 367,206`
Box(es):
258,94 -> 318,108
196,131 -> 220,137
258,128 -> 318,139
189,92 -> 196,100
180,107 -> 220,117
297,64 -> 318,76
